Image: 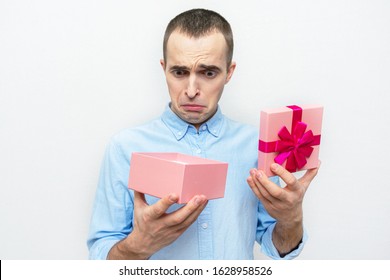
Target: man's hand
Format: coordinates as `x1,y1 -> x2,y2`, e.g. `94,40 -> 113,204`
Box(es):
247,162 -> 319,256
107,191 -> 208,260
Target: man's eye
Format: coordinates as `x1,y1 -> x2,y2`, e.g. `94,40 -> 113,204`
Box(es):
204,71 -> 217,78
173,70 -> 187,77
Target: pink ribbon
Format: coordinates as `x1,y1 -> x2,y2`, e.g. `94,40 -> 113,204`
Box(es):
259,105 -> 321,173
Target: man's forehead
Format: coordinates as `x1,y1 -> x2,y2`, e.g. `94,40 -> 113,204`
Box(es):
165,31 -> 228,67
166,30 -> 226,48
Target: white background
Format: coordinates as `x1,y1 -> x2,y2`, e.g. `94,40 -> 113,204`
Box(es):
1,0 -> 389,259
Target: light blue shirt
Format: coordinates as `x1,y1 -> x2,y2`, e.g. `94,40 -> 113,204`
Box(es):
87,105 -> 307,259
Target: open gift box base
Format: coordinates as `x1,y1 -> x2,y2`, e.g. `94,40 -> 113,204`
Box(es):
128,152 -> 228,204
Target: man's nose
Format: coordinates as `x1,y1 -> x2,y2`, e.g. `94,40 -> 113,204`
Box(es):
186,75 -> 199,98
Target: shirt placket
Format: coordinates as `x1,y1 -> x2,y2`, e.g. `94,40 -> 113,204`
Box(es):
186,125 -> 213,259
197,203 -> 213,259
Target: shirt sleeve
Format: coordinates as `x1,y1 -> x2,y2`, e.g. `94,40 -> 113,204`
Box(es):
87,137 -> 134,260
259,222 -> 308,260
255,176 -> 308,260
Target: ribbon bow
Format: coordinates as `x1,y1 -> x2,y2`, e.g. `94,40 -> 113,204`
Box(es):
274,122 -> 319,172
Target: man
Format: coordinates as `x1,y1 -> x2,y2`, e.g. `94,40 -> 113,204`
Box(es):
87,8 -> 318,260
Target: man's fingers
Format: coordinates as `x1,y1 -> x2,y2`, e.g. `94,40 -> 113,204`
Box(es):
250,168 -> 285,200
247,174 -> 273,205
299,164 -> 320,190
270,163 -> 299,190
145,193 -> 179,219
177,196 -> 208,228
247,174 -> 263,199
133,191 -> 147,208
165,195 -> 208,227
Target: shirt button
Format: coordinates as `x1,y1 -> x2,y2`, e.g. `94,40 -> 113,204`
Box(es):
202,126 -> 207,131
201,223 -> 208,229
177,132 -> 182,136
196,149 -> 201,154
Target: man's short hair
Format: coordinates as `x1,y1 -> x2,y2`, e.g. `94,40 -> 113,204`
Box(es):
163,8 -> 234,69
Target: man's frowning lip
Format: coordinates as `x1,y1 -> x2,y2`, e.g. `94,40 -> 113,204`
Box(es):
181,103 -> 206,112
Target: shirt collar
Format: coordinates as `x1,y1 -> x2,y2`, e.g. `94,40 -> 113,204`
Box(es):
161,103 -> 224,140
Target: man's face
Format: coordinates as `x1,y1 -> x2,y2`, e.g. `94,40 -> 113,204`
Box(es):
161,31 -> 236,129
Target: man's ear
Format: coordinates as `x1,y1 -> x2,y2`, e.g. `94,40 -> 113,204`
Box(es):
225,61 -> 236,84
160,59 -> 166,71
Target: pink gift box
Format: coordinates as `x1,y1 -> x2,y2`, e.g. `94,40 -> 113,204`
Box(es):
258,105 -> 323,176
128,152 -> 228,204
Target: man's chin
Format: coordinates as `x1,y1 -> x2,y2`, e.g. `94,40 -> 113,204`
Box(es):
181,114 -> 205,127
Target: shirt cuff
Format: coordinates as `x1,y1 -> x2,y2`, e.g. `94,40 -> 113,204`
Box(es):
89,238 -> 120,260
260,222 -> 308,260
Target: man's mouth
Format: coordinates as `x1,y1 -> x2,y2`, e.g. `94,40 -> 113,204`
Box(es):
181,104 -> 205,112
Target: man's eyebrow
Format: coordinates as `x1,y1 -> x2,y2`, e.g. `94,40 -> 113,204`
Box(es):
168,64 -> 222,72
169,65 -> 190,71
198,64 -> 222,72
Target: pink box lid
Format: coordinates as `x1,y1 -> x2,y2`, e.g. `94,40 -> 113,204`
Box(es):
258,105 -> 323,176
